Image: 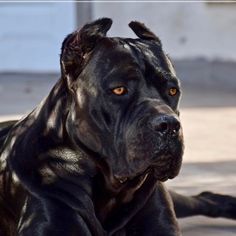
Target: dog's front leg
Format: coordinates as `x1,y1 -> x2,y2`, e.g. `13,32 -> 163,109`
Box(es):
170,190 -> 236,219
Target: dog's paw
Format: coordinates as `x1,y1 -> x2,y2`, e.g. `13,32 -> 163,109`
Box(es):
197,191 -> 236,220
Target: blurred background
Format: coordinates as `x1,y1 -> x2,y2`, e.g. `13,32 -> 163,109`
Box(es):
0,1 -> 235,235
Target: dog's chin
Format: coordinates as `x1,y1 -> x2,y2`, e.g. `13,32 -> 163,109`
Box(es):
152,167 -> 180,182
151,153 -> 182,182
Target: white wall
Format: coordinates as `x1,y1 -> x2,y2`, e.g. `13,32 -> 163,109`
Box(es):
0,3 -> 75,72
1,3 -> 236,73
93,3 -> 236,61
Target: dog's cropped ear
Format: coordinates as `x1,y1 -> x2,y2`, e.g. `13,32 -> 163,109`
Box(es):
60,18 -> 112,79
129,21 -> 162,46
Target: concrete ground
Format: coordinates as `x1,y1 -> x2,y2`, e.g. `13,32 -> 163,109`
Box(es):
0,70 -> 235,235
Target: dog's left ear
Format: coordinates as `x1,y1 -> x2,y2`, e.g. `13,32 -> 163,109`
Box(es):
129,21 -> 162,46
60,18 -> 112,79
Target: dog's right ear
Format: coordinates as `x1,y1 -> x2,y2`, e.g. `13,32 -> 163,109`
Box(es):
60,18 -> 112,80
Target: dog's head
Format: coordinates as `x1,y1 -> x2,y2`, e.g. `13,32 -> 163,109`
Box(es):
62,18 -> 184,186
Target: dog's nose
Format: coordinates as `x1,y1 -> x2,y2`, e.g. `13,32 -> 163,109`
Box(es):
150,115 -> 181,135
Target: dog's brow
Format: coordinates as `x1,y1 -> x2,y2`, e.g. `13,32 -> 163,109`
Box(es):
158,70 -> 174,80
150,68 -> 179,87
103,65 -> 142,81
147,64 -> 168,81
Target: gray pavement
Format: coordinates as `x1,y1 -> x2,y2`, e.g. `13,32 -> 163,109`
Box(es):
0,71 -> 236,235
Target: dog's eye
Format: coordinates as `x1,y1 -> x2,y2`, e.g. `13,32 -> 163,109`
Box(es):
168,87 -> 178,96
111,86 -> 128,96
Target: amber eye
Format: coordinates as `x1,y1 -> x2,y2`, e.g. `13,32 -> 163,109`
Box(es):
169,87 -> 178,96
111,86 -> 128,96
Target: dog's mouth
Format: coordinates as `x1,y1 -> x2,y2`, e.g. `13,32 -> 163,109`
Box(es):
113,151 -> 182,187
113,168 -> 151,189
104,133 -> 184,192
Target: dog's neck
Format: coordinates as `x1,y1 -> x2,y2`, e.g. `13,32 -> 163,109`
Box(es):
4,78 -> 93,193
93,171 -> 158,233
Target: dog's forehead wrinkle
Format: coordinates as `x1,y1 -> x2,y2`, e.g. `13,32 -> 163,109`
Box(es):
102,66 -> 142,83
90,52 -> 143,83
130,40 -> 176,77
96,37 -> 143,64
124,41 -> 168,80
126,41 -> 138,48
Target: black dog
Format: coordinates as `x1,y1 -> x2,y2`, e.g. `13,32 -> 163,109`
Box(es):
0,18 -> 235,236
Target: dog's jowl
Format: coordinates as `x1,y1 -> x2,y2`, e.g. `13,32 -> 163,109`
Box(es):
0,18 -> 236,236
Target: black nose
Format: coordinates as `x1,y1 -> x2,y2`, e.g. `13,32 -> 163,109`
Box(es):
150,115 -> 181,135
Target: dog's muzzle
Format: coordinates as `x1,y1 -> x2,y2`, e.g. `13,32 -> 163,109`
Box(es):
149,114 -> 183,181
113,113 -> 184,183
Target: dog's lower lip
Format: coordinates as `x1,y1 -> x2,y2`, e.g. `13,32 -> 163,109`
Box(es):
114,176 -> 129,184
119,177 -> 128,184
114,168 -> 151,185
